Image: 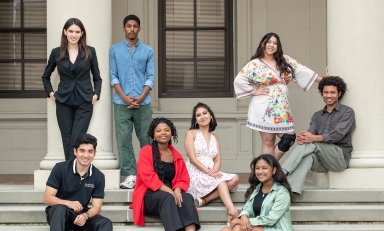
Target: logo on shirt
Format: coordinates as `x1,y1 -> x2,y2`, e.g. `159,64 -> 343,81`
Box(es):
85,183 -> 95,188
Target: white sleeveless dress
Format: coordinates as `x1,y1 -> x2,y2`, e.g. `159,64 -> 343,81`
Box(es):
186,130 -> 237,199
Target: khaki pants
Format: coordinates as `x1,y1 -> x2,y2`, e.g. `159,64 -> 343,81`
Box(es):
282,142 -> 347,194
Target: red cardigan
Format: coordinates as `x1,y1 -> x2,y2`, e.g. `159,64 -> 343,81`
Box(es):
131,144 -> 190,226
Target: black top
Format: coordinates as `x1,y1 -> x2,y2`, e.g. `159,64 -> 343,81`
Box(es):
308,103 -> 356,164
46,159 -> 105,211
162,161 -> 175,188
41,46 -> 102,103
65,54 -> 86,106
253,189 -> 268,216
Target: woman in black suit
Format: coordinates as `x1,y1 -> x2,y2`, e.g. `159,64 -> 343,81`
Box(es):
42,18 -> 102,160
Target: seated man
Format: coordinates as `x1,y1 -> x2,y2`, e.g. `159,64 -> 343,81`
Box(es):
282,76 -> 356,195
43,134 -> 112,231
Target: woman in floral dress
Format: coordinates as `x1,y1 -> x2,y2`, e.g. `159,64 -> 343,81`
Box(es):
234,32 -> 328,160
185,102 -> 240,223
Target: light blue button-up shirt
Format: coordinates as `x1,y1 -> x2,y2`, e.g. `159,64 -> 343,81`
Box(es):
110,39 -> 155,105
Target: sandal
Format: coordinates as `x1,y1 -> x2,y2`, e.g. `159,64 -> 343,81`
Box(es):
194,197 -> 207,207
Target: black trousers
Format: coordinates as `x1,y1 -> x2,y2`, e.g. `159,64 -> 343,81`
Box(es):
56,101 -> 93,160
46,205 -> 112,231
144,191 -> 200,231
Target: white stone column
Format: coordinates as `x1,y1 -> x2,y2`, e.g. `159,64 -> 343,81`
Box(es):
35,0 -> 120,189
325,0 -> 384,188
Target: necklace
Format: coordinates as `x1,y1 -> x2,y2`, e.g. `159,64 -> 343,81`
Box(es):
80,172 -> 88,181
261,185 -> 271,197
262,192 -> 268,197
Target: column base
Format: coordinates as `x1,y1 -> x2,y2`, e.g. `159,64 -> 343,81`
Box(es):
311,168 -> 384,189
34,169 -> 121,190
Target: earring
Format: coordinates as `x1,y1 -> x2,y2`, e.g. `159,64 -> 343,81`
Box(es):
195,122 -> 198,128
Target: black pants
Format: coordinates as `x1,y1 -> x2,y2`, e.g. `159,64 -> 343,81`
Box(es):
46,205 -> 112,231
56,101 -> 93,160
144,191 -> 200,231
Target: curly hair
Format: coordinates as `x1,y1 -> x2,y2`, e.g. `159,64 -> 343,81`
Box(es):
244,154 -> 295,203
189,102 -> 217,132
146,117 -> 178,186
250,32 -> 295,78
318,76 -> 347,101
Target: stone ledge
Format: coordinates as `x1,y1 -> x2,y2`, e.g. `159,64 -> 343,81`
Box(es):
328,168 -> 384,188
5,186 -> 384,204
0,112 -> 47,120
2,204 -> 384,224
2,225 -> 384,231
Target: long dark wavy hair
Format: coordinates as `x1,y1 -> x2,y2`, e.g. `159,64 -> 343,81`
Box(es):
318,76 -> 347,101
189,102 -> 217,132
245,154 -> 295,203
59,18 -> 91,61
147,117 -> 178,184
250,32 -> 295,78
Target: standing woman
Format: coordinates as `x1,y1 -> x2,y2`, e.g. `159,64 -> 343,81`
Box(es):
221,154 -> 295,231
131,117 -> 200,231
234,32 -> 327,160
185,102 -> 239,223
42,18 -> 102,160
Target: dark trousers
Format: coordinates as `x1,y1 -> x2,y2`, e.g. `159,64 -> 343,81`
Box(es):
56,101 -> 93,160
144,191 -> 200,231
46,205 -> 112,231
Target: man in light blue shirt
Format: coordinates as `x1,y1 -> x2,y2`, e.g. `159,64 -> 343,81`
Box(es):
110,15 -> 155,189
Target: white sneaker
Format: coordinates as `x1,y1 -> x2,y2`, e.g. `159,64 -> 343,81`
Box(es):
120,175 -> 136,189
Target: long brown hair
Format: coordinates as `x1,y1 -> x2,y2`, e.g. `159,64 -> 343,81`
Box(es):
59,18 -> 91,61
245,154 -> 295,203
250,32 -> 294,78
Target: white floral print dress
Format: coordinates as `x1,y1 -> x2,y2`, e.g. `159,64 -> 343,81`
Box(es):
234,55 -> 318,133
186,130 -> 236,199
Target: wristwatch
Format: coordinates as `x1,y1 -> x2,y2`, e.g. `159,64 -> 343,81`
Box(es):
86,212 -> 90,219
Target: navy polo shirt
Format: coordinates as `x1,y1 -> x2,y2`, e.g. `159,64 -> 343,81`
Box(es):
46,159 -> 105,211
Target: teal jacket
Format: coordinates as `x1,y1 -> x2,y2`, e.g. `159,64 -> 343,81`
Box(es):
239,182 -> 293,231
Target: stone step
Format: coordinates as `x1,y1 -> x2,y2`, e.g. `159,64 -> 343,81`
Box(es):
0,225 -> 224,231
2,225 -> 384,231
2,204 -> 384,224
2,186 -> 384,204
293,225 -> 384,231
0,186 -> 246,204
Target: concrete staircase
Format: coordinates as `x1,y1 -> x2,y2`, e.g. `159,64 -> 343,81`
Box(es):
1,184 -> 384,230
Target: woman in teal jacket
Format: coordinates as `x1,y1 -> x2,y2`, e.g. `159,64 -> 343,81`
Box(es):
221,154 -> 295,231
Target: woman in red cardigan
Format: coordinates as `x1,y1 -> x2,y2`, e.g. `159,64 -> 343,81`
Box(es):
131,117 -> 200,231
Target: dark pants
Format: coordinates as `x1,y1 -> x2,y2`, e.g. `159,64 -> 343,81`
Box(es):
56,101 -> 93,160
144,191 -> 200,231
46,205 -> 112,231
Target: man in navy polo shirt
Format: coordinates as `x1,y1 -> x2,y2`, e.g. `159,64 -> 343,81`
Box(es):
43,134 -> 112,231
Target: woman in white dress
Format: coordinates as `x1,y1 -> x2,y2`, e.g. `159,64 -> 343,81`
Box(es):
185,102 -> 240,222
234,32 -> 328,160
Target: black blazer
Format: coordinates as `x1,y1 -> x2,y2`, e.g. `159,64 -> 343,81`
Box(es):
41,46 -> 102,103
